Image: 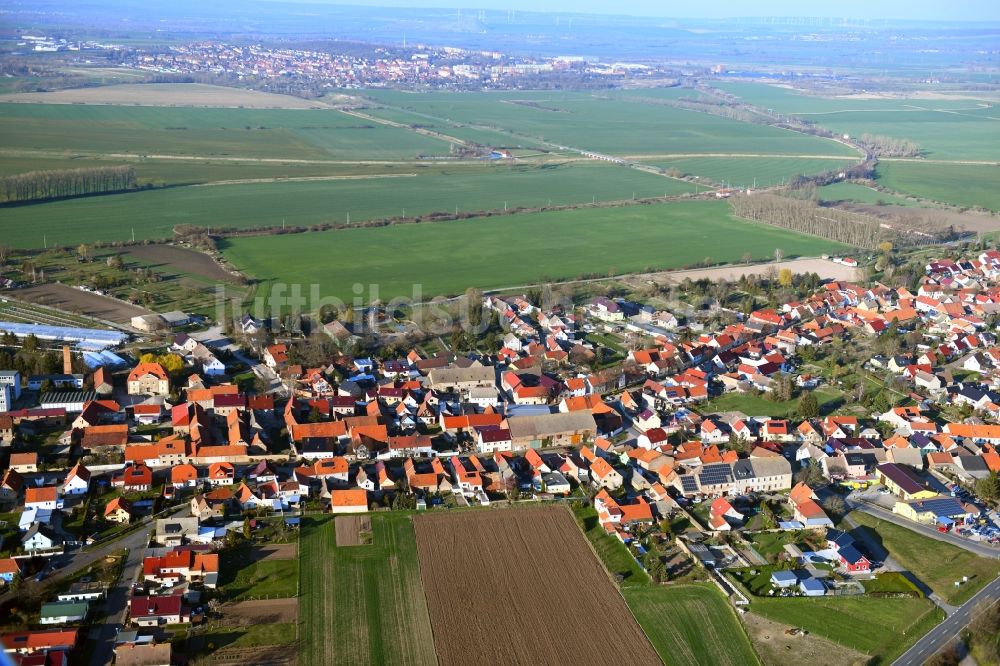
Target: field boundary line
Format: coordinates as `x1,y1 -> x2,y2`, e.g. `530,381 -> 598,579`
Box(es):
192,173 -> 419,187
561,503 -> 664,664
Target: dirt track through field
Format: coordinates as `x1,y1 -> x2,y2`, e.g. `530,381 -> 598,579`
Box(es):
413,506 -> 661,666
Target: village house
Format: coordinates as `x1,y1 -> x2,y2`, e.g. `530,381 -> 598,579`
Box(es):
104,497 -> 135,524
127,363 -> 170,396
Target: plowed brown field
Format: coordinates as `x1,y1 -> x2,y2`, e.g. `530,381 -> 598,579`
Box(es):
414,506 -> 662,666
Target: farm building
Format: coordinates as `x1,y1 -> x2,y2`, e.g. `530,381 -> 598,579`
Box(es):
506,411 -> 597,450
876,463 -> 936,501
0,322 -> 126,349
130,315 -> 166,332
40,390 -> 96,413
894,496 -> 974,525
427,364 -> 496,392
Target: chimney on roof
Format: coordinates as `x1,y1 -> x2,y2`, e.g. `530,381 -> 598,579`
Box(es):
63,345 -> 72,375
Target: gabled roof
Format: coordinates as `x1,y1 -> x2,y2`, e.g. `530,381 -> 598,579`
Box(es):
330,489 -> 368,508
128,362 -> 168,382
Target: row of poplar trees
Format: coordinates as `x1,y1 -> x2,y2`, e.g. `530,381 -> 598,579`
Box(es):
0,165 -> 137,203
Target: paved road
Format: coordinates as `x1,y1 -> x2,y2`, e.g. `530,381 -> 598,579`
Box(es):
892,575 -> 1000,666
89,528 -> 152,666
848,495 -> 1000,559
0,516 -> 160,608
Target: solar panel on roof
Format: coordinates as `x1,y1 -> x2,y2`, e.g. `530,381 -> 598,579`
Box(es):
680,476 -> 699,493
698,463 -> 733,485
913,497 -> 964,516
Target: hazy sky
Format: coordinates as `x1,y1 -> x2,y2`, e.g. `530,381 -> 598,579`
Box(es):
324,0 -> 1000,21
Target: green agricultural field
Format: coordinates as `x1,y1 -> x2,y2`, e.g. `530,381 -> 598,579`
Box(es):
0,102 -> 451,161
221,200 -> 847,303
298,513 -> 436,666
716,82 -> 993,115
876,162 -> 1000,211
359,104 -> 550,149
364,89 -> 858,158
749,595 -> 943,662
848,511 -> 1000,605
0,162 -> 700,249
718,81 -> 1000,161
624,585 -> 759,666
817,182 -> 920,207
642,156 -> 857,188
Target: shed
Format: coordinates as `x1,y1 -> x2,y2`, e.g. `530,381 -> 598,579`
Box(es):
799,578 -> 826,597
770,570 -> 798,588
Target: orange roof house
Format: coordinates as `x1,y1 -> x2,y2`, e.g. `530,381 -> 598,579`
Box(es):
24,486 -> 59,506
81,424 -> 129,450
127,362 -> 170,396
171,464 -> 199,488
330,489 -> 368,514
104,497 -> 135,523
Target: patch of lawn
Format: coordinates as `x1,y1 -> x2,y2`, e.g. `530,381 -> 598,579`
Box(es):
849,511 -> 1000,605
817,181 -> 919,207
749,530 -> 826,564
729,566 -> 793,596
644,155 -> 858,188
862,572 -> 922,596
219,544 -> 298,601
184,622 -> 297,659
703,387 -> 843,418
